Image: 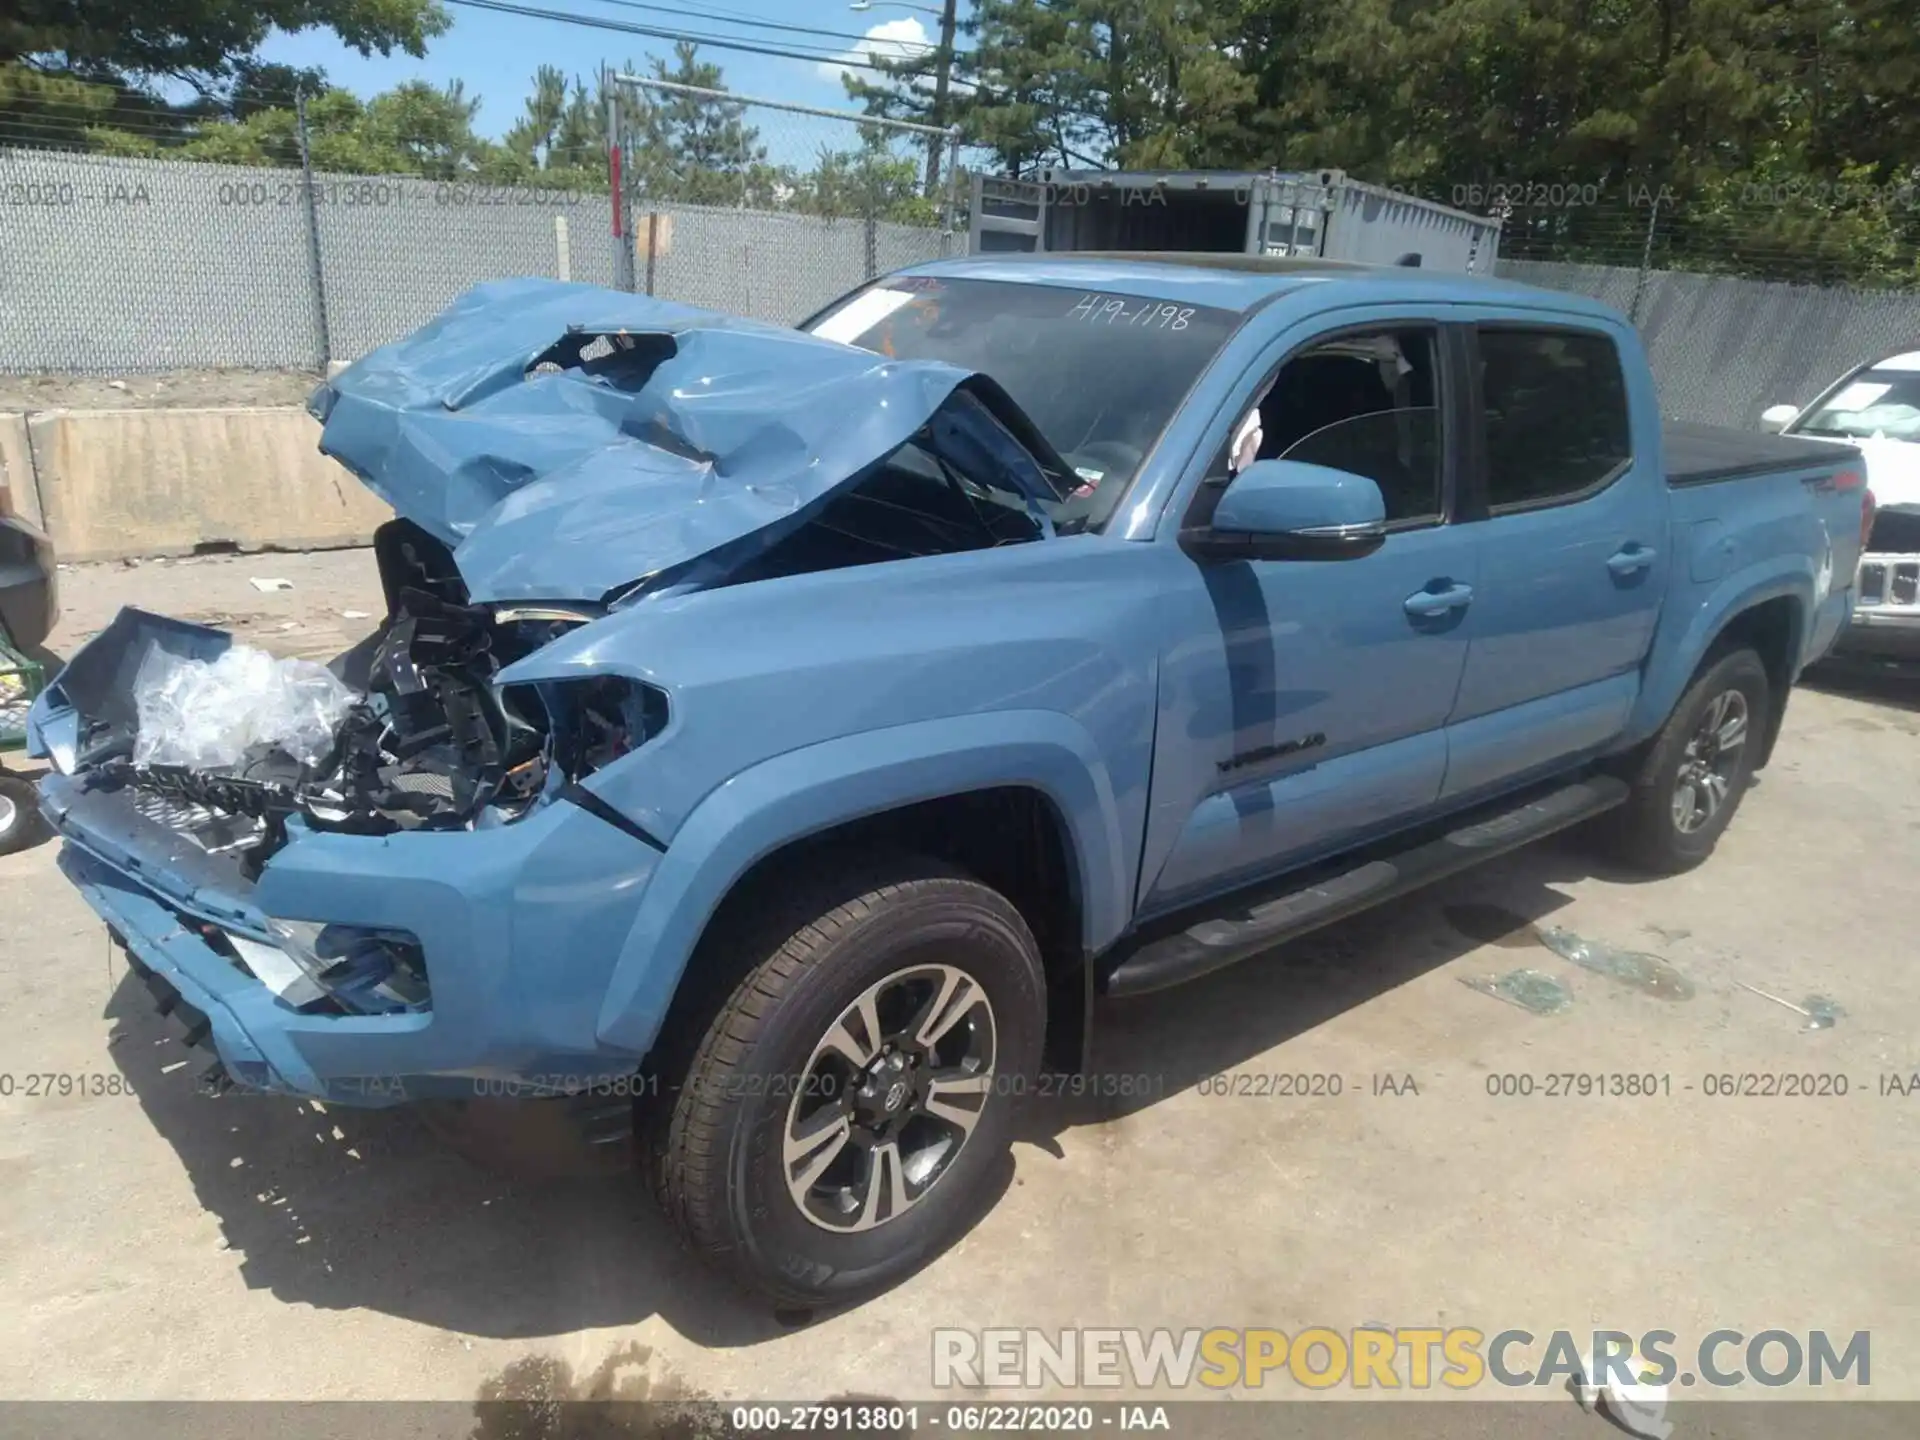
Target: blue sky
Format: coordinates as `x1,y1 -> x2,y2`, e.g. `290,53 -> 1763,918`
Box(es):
259,0 -> 949,139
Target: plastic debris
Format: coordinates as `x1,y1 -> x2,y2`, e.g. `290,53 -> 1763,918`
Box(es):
1534,925 -> 1694,1001
1460,967 -> 1573,1015
341,609 -> 371,620
1574,1345 -> 1673,1440
248,576 -> 293,592
132,643 -> 354,771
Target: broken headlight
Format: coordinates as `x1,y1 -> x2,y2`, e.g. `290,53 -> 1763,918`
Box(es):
507,675 -> 668,791
262,919 -> 430,1014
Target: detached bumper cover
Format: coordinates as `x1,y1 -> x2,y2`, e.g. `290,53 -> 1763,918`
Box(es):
43,772 -> 667,1104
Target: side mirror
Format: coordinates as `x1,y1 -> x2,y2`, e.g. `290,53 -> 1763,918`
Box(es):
1182,459 -> 1387,562
1760,403 -> 1799,433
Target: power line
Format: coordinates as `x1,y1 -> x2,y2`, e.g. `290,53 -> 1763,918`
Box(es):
442,0 -> 914,69
573,0 -> 898,45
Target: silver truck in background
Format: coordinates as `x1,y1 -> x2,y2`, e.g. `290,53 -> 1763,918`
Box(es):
968,168 -> 1502,274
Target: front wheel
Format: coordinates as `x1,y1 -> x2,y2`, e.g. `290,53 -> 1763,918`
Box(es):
643,856 -> 1046,1307
1607,647 -> 1770,874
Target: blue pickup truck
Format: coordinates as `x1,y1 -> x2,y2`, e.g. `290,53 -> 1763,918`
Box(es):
31,257 -> 1868,1305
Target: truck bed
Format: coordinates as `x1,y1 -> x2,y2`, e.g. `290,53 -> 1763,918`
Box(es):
1663,420 -> 1857,486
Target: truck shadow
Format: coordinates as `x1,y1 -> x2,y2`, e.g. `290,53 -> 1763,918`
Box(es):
1800,655 -> 1920,714
101,830 -> 1636,1346
1017,831 -> 1660,1139
101,983 -> 848,1347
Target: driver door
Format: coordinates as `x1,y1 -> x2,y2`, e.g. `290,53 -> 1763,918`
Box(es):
1138,314 -> 1478,915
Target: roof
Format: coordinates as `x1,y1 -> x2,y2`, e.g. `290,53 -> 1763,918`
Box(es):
899,251 -> 1613,319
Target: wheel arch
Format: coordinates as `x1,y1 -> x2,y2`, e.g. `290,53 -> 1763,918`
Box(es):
1628,568 -> 1808,769
1702,594 -> 1801,769
594,711 -> 1131,1064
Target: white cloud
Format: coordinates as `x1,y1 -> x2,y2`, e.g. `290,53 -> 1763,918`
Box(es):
815,18 -> 934,85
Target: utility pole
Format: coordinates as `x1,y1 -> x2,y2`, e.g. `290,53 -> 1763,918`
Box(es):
925,0 -> 958,197
852,0 -> 957,198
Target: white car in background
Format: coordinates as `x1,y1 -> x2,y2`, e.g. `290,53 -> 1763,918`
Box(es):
1764,350 -> 1920,659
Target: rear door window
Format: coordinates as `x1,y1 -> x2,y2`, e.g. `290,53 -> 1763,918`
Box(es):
1477,328 -> 1632,510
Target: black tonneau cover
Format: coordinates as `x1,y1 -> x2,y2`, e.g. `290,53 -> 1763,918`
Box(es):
1664,420 -> 1857,486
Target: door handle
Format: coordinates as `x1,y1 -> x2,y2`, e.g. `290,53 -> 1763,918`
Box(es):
1404,582 -> 1474,617
1607,544 -> 1655,577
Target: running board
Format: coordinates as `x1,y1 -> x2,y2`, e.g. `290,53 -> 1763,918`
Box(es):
1101,775 -> 1628,999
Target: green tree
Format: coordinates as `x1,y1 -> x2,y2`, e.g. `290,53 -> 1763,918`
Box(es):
629,42 -> 774,206
874,0 -> 1254,174
796,131 -> 939,224
2,0 -> 446,148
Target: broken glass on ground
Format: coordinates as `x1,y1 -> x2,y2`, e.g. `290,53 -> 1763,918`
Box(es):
1737,981 -> 1845,1031
1532,925 -> 1696,1001
1446,904 -> 1696,1003
1460,967 -> 1574,1016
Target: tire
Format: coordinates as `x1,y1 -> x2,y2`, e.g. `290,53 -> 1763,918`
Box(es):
0,772 -> 42,857
642,853 -> 1046,1307
1607,647 -> 1770,874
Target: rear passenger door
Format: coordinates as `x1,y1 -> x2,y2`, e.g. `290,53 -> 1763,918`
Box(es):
1442,321 -> 1666,800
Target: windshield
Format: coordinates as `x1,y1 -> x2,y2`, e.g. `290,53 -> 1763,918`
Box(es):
1795,366 -> 1920,442
805,276 -> 1241,531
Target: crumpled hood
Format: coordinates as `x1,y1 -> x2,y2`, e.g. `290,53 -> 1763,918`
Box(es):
311,278 -> 1064,603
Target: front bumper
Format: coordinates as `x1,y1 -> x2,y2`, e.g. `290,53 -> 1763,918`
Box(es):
1835,552 -> 1920,660
43,771 -> 666,1105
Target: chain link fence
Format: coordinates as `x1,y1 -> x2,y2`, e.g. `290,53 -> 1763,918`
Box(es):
1490,193 -> 1920,425
608,75 -> 961,324
0,79 -> 961,376
9,95 -> 1920,432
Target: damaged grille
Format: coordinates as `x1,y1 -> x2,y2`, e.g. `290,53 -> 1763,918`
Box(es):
77,521 -> 664,875
124,787 -> 269,857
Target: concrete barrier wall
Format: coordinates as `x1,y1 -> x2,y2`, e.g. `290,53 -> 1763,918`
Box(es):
23,407 -> 391,562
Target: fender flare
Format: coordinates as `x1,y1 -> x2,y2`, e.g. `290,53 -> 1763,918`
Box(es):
593,709 -> 1131,1055
1626,559 -> 1810,745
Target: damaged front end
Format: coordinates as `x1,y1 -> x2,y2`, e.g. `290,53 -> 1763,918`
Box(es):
37,521 -> 659,881
28,279 -> 1072,1098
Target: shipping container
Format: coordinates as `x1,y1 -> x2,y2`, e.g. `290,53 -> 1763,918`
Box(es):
969,168 -> 1502,274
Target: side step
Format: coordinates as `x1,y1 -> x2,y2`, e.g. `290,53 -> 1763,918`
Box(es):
1101,775 -> 1627,999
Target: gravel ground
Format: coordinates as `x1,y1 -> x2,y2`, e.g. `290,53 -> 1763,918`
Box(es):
0,368 -> 324,413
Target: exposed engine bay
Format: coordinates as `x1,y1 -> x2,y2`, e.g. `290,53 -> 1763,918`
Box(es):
59,416 -> 1045,879
57,520 -> 657,876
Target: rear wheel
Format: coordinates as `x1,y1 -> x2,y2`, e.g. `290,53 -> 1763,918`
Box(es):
1608,648 -> 1770,874
643,855 -> 1045,1307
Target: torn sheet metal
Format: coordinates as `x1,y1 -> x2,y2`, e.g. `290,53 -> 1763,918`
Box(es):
310,278 -> 1066,604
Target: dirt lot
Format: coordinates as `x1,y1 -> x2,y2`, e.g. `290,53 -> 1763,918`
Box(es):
0,368 -> 323,413
2,551 -> 1916,1411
